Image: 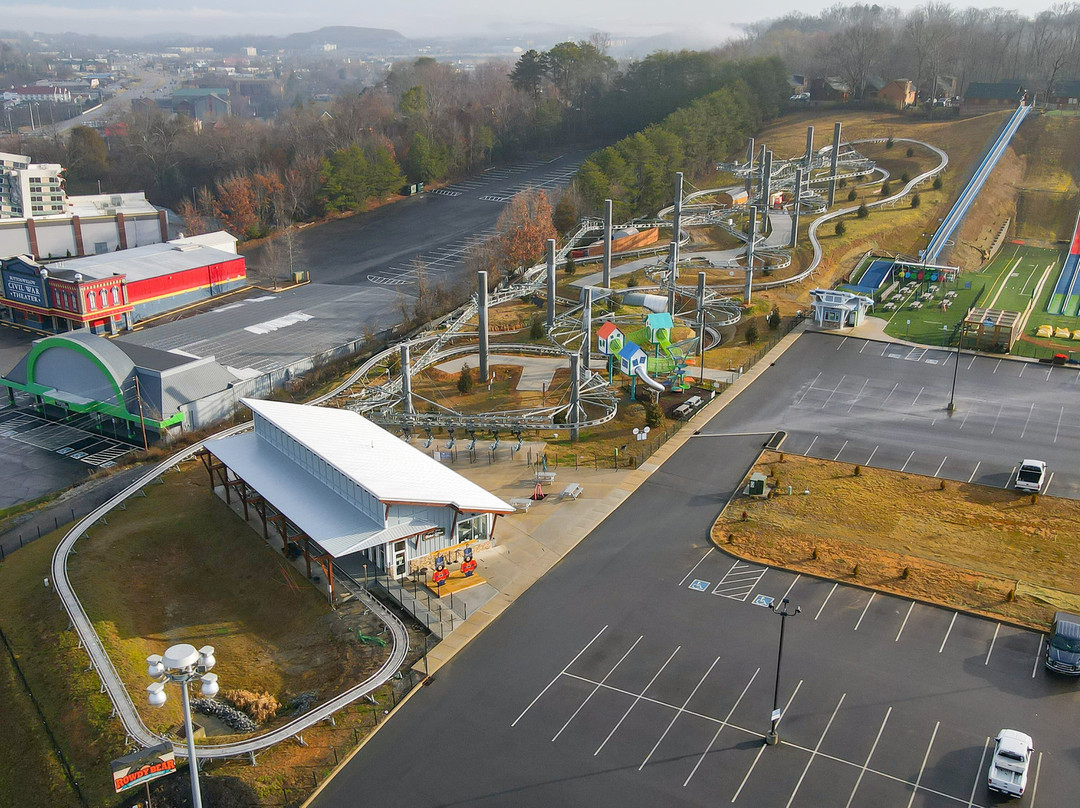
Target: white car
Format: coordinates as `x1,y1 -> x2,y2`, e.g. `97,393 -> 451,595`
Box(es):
1014,459 -> 1047,492
987,729 -> 1033,797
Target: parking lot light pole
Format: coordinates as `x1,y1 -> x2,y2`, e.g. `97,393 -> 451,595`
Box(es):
766,598 -> 800,746
147,644 -> 219,808
948,325 -> 961,413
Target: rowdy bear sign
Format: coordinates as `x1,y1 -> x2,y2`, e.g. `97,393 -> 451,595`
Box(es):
111,743 -> 176,793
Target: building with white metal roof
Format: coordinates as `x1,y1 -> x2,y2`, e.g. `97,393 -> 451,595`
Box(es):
204,399 -> 514,588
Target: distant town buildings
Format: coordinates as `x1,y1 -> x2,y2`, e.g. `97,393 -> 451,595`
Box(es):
0,152 -> 67,219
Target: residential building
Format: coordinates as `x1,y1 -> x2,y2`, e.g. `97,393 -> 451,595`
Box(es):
878,79 -> 917,110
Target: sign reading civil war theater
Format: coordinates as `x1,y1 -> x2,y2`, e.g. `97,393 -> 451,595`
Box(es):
1,259 -> 47,307
110,743 -> 176,793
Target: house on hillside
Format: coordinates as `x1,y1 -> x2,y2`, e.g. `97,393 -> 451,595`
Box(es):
963,82 -> 1025,111
878,79 -> 917,110
809,77 -> 852,103
1047,80 -> 1080,109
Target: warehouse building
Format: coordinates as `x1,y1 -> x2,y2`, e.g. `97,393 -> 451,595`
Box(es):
204,399 -> 514,597
0,231 -> 246,334
0,330 -> 238,443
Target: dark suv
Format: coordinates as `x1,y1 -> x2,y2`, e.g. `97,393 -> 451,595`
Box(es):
1046,612 -> 1080,675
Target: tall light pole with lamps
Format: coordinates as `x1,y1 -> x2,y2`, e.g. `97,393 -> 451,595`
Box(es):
766,597 -> 800,745
146,644 -> 219,808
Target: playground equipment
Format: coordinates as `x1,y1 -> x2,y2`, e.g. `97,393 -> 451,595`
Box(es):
596,314 -> 693,397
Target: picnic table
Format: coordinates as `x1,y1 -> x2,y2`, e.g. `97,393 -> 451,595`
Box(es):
561,483 -> 584,500
535,470 -> 557,485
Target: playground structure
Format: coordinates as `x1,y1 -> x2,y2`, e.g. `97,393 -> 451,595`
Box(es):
596,313 -> 695,397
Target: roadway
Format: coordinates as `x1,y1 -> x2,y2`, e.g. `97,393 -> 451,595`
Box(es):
310,331 -> 1080,808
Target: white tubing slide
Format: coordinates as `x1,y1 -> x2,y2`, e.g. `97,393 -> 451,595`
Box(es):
635,364 -> 666,392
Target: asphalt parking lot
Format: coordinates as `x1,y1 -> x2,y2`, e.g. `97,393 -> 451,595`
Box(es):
702,332 -> 1080,500
312,422 -> 1080,807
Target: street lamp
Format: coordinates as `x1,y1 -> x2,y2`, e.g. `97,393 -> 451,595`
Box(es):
146,644 -> 219,808
766,597 -> 800,746
948,324 -> 962,413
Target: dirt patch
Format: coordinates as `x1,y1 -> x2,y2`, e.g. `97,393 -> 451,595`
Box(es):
713,452 -> 1080,629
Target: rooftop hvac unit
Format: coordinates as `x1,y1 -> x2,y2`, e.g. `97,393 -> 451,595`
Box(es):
110,195 -> 122,205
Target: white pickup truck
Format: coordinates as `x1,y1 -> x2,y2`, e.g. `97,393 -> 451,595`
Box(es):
987,729 -> 1034,797
1014,459 -> 1047,493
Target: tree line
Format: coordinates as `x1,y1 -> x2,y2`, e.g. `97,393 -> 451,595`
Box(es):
571,57 -> 790,221
724,3 -> 1080,104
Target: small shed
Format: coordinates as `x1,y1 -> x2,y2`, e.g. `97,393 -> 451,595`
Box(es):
617,341 -> 647,375
645,312 -> 674,343
596,321 -> 623,355
962,307 -> 1019,351
809,288 -> 874,328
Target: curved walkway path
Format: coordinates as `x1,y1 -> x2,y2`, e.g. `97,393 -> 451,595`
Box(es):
50,366 -> 410,762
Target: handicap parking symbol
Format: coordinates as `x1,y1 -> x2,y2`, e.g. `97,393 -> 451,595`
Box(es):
688,579 -> 710,592
752,594 -> 775,608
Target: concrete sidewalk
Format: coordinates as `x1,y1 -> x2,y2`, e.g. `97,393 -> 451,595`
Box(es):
419,320 -> 811,672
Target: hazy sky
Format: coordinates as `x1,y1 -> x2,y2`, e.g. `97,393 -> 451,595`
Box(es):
6,1 -> 1050,40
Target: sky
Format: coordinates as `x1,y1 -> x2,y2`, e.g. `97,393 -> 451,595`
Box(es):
4,1 -> 1051,41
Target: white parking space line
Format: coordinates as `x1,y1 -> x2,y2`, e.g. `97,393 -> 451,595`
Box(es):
1004,466 -> 1017,488
780,575 -> 801,603
968,462 -> 981,483
845,707 -> 892,808
860,342 -> 869,353
1020,402 -> 1035,439
1055,406 -> 1064,443
939,612 -> 958,653
678,548 -> 714,586
683,668 -> 760,786
552,635 -> 642,741
882,382 -> 899,406
794,372 -> 822,406
815,583 -> 838,620
837,337 -> 848,350
985,623 -> 1000,665
1044,471 -> 1054,494
991,404 -> 1004,435
934,456 -> 948,477
866,446 -> 879,465
833,441 -> 849,461
967,737 -> 990,807
1029,751 -> 1043,807
821,375 -> 847,408
730,680 -> 803,802
512,625 -> 608,726
595,646 -> 680,755
713,562 -> 767,601
846,379 -> 870,412
906,721 -> 940,808
994,359 -> 1001,374
912,386 -> 924,406
853,593 -> 876,631
785,694 -> 846,808
804,436 -> 819,456
881,344 -> 890,356
640,656 -> 720,770
967,355 -> 977,370
1019,362 -> 1027,378
1033,636 -> 1044,678
900,451 -> 915,472
895,602 -> 915,642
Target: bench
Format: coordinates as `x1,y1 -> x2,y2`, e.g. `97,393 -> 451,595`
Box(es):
535,471 -> 557,485
509,497 -> 533,512
561,483 -> 584,500
673,404 -> 692,419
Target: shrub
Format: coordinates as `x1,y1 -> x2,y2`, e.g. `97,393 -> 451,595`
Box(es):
911,193 -> 921,209
222,690 -> 280,724
886,136 -> 894,148
834,221 -> 847,237
745,322 -> 760,344
906,146 -> 914,157
529,313 -> 544,339
564,254 -> 576,276
847,188 -> 857,202
626,272 -> 640,288
880,180 -> 891,196
856,203 -> 869,219
643,399 -> 663,428
932,175 -> 942,190
457,362 -> 473,394
838,178 -> 847,188
901,172 -> 910,183
767,305 -> 781,329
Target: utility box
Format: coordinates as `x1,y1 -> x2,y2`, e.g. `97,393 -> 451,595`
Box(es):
748,472 -> 768,497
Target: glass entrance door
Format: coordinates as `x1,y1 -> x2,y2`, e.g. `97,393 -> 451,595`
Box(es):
392,540 -> 407,578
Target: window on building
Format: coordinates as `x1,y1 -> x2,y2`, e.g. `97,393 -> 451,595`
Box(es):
87,293 -> 96,310
99,290 -> 107,308
456,514 -> 487,543
112,287 -> 119,305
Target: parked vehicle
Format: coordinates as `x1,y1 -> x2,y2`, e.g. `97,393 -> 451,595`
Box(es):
987,729 -> 1034,797
1014,459 -> 1047,492
1046,611 -> 1080,675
